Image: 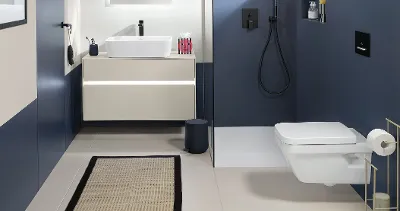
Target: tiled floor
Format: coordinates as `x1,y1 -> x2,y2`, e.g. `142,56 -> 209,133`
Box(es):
27,127 -> 369,211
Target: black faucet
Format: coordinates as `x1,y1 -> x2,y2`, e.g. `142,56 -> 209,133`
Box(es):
138,20 -> 144,36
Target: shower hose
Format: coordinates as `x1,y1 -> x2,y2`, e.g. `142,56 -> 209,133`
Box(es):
258,8 -> 291,97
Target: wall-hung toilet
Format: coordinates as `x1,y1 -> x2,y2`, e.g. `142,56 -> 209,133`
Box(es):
275,122 -> 372,186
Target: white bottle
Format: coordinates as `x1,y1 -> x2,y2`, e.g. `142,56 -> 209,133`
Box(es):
308,1 -> 318,20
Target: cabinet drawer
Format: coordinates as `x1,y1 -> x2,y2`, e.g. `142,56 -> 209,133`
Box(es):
83,84 -> 195,121
83,59 -> 195,81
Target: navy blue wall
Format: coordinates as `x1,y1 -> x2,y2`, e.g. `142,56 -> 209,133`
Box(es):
296,0 -> 400,204
213,0 -> 297,127
36,0 -> 66,186
65,65 -> 83,147
0,101 -> 39,211
196,63 -> 205,118
196,63 -> 214,121
203,63 -> 214,124
0,65 -> 82,210
201,62 -> 215,164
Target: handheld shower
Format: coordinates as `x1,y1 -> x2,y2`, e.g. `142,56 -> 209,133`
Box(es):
258,0 -> 291,96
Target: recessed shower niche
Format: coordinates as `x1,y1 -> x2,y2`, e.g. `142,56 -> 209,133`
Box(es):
302,0 -> 327,23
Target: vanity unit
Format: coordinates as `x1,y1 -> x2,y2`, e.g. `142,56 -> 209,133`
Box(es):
82,52 -> 196,121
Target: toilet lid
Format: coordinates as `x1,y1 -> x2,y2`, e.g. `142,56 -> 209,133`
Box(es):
275,122 -> 356,145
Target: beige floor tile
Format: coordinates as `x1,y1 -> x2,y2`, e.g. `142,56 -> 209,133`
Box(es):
181,154 -> 223,211
88,139 -> 185,154
83,127 -> 186,154
57,158 -> 92,210
215,168 -> 368,211
65,133 -> 96,154
26,154 -> 91,211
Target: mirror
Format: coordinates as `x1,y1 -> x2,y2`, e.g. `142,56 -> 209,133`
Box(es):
0,0 -> 27,30
108,0 -> 172,6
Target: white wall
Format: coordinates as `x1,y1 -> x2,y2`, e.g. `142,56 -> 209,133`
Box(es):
80,0 -> 208,62
0,0 -> 14,4
64,0 -> 81,75
0,0 -> 26,4
0,0 -> 36,126
204,0 -> 213,62
109,0 -> 172,4
14,0 -> 24,4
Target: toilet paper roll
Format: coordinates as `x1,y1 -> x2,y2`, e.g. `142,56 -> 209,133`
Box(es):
374,192 -> 390,211
367,129 -> 396,156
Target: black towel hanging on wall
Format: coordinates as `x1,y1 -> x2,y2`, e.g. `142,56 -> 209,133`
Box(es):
62,22 -> 75,66
67,28 -> 74,66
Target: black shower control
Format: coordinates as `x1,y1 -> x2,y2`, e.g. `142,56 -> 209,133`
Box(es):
242,8 -> 258,30
355,31 -> 370,57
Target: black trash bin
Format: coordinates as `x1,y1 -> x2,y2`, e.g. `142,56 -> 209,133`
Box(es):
185,119 -> 209,154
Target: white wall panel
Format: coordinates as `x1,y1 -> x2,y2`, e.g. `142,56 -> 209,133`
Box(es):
0,0 -> 36,126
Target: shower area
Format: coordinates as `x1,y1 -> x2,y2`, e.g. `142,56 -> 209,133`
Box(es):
209,0 -> 297,168
208,0 -> 400,207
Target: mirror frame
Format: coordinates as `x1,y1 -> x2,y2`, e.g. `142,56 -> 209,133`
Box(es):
0,0 -> 27,30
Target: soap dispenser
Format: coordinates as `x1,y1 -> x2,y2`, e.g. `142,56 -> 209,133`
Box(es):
86,37 -> 99,56
308,1 -> 318,20
138,20 -> 144,36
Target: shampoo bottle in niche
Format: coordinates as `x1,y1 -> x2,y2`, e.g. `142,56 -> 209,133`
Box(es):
319,0 -> 326,23
308,1 -> 318,20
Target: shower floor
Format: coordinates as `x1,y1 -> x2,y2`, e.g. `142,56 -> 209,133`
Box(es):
214,126 -> 287,167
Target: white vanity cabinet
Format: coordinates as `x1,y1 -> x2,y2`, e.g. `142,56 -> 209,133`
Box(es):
82,53 -> 196,121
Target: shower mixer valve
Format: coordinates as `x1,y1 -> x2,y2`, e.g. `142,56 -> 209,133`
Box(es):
269,16 -> 278,23
242,8 -> 259,30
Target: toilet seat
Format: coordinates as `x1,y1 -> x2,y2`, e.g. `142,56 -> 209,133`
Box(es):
275,122 -> 356,145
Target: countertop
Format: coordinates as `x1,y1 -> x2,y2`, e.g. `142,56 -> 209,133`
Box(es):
83,52 -> 196,60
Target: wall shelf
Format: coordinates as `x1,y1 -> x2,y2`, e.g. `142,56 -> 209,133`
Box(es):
303,19 -> 326,24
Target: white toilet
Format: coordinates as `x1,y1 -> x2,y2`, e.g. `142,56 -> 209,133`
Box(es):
275,122 -> 372,186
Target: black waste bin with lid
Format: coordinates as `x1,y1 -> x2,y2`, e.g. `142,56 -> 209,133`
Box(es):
185,119 -> 209,154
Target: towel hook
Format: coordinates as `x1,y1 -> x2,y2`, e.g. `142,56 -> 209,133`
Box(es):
61,22 -> 72,31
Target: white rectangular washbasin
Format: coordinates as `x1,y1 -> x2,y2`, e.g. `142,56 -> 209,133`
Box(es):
105,36 -> 172,58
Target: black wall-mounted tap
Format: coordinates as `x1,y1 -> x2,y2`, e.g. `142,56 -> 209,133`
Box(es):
138,20 -> 144,36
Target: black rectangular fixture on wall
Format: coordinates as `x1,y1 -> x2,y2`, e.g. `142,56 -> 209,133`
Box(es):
242,8 -> 259,30
355,31 -> 371,57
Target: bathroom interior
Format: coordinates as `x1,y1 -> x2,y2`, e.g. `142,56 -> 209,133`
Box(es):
0,0 -> 400,210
